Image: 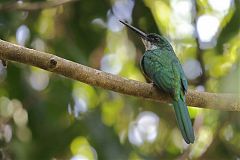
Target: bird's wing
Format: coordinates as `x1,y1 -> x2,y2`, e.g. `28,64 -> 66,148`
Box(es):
153,59 -> 185,99
177,61 -> 188,93
153,63 -> 176,95
153,69 -> 173,92
140,54 -> 152,82
142,50 -> 187,97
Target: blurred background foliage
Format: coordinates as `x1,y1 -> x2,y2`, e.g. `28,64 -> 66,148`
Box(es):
0,0 -> 239,159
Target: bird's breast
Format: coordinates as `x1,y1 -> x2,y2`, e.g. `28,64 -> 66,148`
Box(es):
141,50 -> 173,79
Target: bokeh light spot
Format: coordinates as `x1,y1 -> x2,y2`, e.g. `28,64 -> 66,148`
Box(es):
29,68 -> 49,91
171,0 -> 192,20
197,15 -> 219,47
1,124 -> 12,143
16,126 -> 32,142
100,54 -> 122,74
70,155 -> 88,160
183,59 -> 202,80
107,0 -> 135,32
0,97 -> 11,118
68,98 -> 88,119
196,85 -> 205,92
70,137 -> 97,160
0,60 -> 7,82
31,38 -> 46,51
13,107 -> 28,127
16,25 -> 30,46
128,111 -> 159,146
208,0 -> 232,12
222,124 -> 233,141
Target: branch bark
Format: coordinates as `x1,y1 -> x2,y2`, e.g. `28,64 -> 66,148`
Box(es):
0,0 -> 78,11
0,39 -> 239,111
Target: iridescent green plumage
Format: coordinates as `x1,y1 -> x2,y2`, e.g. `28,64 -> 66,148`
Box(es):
141,37 -> 194,144
120,21 -> 195,144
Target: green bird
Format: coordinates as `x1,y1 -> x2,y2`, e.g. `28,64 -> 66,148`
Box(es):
120,20 -> 195,144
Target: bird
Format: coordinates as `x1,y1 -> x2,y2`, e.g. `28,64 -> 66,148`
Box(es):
119,20 -> 195,144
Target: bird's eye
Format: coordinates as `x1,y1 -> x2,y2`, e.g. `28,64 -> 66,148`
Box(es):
152,37 -> 158,42
147,34 -> 159,42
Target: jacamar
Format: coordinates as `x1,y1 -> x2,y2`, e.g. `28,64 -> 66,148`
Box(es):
120,20 -> 195,144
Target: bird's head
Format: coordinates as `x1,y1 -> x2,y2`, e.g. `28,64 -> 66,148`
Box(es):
119,20 -> 171,51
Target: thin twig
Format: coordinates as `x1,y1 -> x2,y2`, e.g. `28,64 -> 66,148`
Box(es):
0,0 -> 78,11
0,39 -> 239,111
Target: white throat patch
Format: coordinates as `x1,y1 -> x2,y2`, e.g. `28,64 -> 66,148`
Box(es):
141,38 -> 158,51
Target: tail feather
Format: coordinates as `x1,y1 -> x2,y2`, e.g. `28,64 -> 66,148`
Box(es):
173,99 -> 195,144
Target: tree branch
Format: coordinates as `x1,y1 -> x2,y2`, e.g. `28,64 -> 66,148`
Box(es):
0,0 -> 78,11
0,39 -> 239,111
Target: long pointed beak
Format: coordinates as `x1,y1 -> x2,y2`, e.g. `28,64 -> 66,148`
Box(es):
119,20 -> 148,40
